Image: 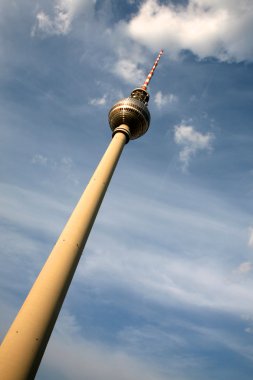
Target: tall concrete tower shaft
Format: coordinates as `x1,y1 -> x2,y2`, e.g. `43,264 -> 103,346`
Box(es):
0,50 -> 163,380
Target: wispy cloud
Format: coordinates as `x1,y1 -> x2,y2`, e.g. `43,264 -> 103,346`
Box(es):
237,262 -> 253,274
230,261 -> 253,284
248,227 -> 253,248
0,183 -> 69,240
31,154 -> 79,185
89,95 -> 107,106
32,0 -> 94,36
174,124 -> 214,170
42,310 -> 167,380
81,245 -> 253,315
31,154 -> 48,166
71,174 -> 252,318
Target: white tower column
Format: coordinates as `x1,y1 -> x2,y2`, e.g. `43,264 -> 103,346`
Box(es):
0,49 -> 163,380
0,126 -> 130,380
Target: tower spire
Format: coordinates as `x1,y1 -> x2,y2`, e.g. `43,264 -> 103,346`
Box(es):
141,49 -> 164,91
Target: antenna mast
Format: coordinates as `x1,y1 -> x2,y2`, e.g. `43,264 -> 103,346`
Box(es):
142,49 -> 164,91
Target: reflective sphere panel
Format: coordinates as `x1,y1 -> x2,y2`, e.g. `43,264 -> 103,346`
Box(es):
108,97 -> 150,140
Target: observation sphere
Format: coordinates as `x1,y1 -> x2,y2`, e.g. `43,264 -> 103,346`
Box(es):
108,89 -> 150,140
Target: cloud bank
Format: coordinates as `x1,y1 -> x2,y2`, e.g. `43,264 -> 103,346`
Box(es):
126,0 -> 253,62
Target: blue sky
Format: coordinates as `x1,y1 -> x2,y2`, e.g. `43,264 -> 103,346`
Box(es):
1,0 -> 253,379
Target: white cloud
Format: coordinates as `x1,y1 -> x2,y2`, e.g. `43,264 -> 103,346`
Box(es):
237,262 -> 253,274
113,59 -> 145,85
248,227 -> 253,247
89,95 -> 107,106
174,124 -> 214,169
154,91 -> 178,109
32,153 -> 48,166
230,261 -> 253,283
126,0 -> 253,62
32,0 -> 94,36
245,327 -> 253,334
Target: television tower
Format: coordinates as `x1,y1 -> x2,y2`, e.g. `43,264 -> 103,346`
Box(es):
0,49 -> 164,380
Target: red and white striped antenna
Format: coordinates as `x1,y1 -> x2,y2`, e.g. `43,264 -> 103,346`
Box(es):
141,49 -> 164,91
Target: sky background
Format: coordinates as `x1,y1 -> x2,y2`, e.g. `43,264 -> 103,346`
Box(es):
1,0 -> 253,379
